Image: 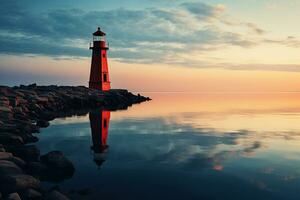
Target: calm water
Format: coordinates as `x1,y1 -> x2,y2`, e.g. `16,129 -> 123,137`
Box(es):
36,92 -> 300,200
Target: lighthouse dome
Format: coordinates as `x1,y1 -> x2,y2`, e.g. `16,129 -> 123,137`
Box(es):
93,27 -> 106,36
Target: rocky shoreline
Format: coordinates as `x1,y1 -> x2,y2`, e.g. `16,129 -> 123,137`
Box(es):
0,84 -> 150,200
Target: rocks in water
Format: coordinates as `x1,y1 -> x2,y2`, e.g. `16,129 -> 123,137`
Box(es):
0,152 -> 13,160
36,120 -> 50,128
0,133 -> 24,145
0,84 -> 150,198
77,187 -> 92,196
45,190 -> 69,200
23,188 -> 42,200
0,160 -> 23,175
0,152 -> 25,169
25,151 -> 75,182
39,151 -> 75,182
0,144 -> 5,152
0,174 -> 40,194
6,157 -> 26,169
25,162 -> 47,176
7,145 -> 40,162
6,192 -> 21,200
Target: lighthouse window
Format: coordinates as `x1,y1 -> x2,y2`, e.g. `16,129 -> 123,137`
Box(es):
103,54 -> 106,58
103,119 -> 107,128
103,74 -> 107,82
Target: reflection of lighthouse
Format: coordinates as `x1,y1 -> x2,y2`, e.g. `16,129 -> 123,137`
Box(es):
89,110 -> 110,167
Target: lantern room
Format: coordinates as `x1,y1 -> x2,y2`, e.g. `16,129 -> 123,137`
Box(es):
93,27 -> 106,41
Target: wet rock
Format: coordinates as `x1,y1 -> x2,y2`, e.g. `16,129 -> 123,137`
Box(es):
6,157 -> 26,169
36,120 -> 50,128
77,187 -> 92,196
0,84 -> 150,195
40,151 -> 75,182
0,152 -> 13,160
22,134 -> 39,144
45,190 -> 69,200
38,112 -> 55,121
0,174 -> 40,194
6,193 -> 21,200
0,106 -> 12,113
25,162 -> 47,177
0,133 -> 23,145
0,125 -> 20,134
0,144 -> 5,152
23,188 -> 42,200
8,145 -> 40,162
0,160 -> 23,175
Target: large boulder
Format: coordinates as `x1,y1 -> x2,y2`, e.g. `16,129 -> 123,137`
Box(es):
39,151 -> 75,182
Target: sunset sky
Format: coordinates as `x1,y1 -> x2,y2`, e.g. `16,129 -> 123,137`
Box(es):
1,0 -> 300,92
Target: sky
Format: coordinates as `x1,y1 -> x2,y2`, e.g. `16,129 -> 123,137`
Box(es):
0,0 -> 300,92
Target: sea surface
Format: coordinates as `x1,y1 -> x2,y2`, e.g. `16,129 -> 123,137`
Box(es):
36,92 -> 300,200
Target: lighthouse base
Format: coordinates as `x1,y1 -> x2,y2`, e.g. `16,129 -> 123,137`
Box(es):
89,81 -> 111,91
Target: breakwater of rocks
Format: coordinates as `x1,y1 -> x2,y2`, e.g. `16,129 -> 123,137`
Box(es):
0,84 -> 150,200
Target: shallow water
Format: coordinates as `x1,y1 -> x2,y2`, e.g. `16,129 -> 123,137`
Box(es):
36,92 -> 300,200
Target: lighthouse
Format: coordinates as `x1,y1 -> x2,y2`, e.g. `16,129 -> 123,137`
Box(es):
89,27 -> 111,91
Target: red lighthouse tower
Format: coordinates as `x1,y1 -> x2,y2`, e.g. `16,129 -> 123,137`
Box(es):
89,27 -> 111,91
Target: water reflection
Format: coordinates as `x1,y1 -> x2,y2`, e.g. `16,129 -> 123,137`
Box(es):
89,110 -> 111,167
36,93 -> 300,200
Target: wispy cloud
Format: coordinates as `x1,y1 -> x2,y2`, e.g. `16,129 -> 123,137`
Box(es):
0,0 -> 299,71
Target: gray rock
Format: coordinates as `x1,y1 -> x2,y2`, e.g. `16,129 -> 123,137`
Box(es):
0,106 -> 12,113
0,160 -> 23,175
0,144 -> 5,152
0,174 -> 40,193
8,145 -> 40,162
0,152 -> 13,160
40,151 -> 75,182
0,124 -> 20,134
6,157 -> 26,169
24,188 -> 42,200
0,133 -> 23,145
6,193 -> 21,200
36,120 -> 50,128
45,190 -> 69,200
25,162 -> 47,177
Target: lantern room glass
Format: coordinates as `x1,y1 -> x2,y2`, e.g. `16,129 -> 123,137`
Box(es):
93,35 -> 106,42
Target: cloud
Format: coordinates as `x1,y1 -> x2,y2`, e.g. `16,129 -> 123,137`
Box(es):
264,36 -> 300,48
0,1 -> 258,61
244,23 -> 266,35
0,0 -> 298,72
181,2 -> 226,20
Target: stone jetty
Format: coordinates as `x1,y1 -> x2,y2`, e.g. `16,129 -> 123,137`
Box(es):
0,84 -> 150,199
